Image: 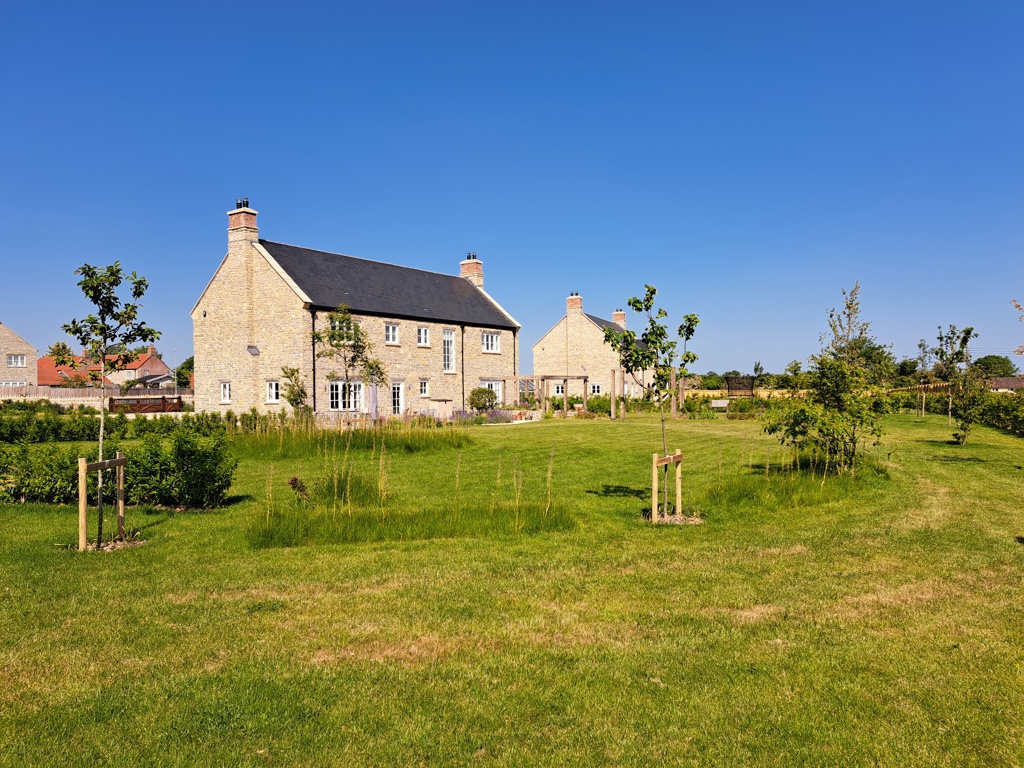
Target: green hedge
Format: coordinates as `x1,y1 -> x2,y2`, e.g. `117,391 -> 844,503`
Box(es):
0,428 -> 237,508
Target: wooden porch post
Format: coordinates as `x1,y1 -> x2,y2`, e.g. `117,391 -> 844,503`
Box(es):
582,377 -> 588,412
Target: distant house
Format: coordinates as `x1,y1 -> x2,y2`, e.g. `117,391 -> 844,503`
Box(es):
532,293 -> 648,399
989,376 -> 1024,393
36,346 -> 169,387
0,322 -> 37,387
191,201 -> 521,415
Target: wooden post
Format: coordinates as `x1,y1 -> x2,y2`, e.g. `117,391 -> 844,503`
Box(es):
610,369 -> 617,419
670,368 -> 677,419
675,449 -> 682,518
78,457 -> 88,552
582,377 -> 588,412
651,454 -> 659,523
562,378 -> 568,417
116,450 -> 125,539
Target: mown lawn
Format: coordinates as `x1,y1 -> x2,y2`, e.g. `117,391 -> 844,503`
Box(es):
1,414 -> 1022,766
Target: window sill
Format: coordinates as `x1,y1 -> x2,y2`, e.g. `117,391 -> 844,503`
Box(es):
482,350 -> 501,355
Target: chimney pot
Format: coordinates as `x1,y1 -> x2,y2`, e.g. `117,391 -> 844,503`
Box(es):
227,200 -> 258,242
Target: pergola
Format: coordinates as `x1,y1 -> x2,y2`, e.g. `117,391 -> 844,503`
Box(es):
501,368 -> 637,418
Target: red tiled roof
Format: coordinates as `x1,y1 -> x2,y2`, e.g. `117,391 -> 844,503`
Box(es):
37,356 -> 113,386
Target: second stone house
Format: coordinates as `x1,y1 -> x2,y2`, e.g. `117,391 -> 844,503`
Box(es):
191,201 -> 521,417
0,322 -> 37,388
532,293 -> 648,400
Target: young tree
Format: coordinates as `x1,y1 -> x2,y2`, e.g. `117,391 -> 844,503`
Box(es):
280,366 -> 309,412
764,282 -> 887,475
312,305 -> 387,415
678,313 -> 700,408
53,263 -> 160,545
932,325 -> 983,445
603,285 -> 699,514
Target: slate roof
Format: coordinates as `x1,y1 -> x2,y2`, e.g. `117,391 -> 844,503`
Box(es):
989,376 -> 1024,391
584,313 -> 646,349
260,240 -> 518,330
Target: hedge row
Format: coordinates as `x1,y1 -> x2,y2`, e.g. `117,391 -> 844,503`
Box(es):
0,429 -> 237,508
0,410 -> 226,444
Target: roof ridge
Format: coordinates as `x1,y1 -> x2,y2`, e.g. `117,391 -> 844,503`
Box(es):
259,239 -> 468,282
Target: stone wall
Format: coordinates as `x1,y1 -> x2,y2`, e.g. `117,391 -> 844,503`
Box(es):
192,236 -> 311,415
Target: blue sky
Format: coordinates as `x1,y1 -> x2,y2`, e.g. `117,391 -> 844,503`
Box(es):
2,1 -> 1022,375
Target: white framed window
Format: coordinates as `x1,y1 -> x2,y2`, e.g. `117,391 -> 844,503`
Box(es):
554,384 -> 564,395
220,382 -> 232,403
417,327 -> 429,346
6,355 -> 26,368
329,381 -> 363,411
0,381 -> 26,387
419,380 -> 429,397
443,329 -> 455,373
385,324 -> 399,345
591,383 -> 602,395
482,380 -> 502,400
391,382 -> 404,415
266,380 -> 280,403
482,332 -> 500,353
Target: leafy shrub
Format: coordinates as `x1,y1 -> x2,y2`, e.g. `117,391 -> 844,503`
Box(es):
468,387 -> 498,411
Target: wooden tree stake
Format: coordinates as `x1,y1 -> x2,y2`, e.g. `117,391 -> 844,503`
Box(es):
78,458 -> 88,552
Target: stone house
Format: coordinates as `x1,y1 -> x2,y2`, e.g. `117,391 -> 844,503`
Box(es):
532,293 -> 647,399
988,376 -> 1024,393
191,202 -> 520,416
0,322 -> 37,387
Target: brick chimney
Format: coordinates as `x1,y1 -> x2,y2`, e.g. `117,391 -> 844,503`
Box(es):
227,197 -> 258,243
566,292 -> 583,313
460,252 -> 483,288
612,308 -> 626,329
147,345 -> 157,356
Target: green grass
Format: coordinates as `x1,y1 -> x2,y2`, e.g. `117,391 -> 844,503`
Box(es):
240,426 -> 572,547
1,414 -> 1022,766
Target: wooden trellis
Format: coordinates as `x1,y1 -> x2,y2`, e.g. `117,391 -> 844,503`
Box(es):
651,449 -> 682,523
77,451 -> 126,551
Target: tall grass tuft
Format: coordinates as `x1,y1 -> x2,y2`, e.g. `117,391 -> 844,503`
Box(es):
232,420 -> 471,463
247,442 -> 574,548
